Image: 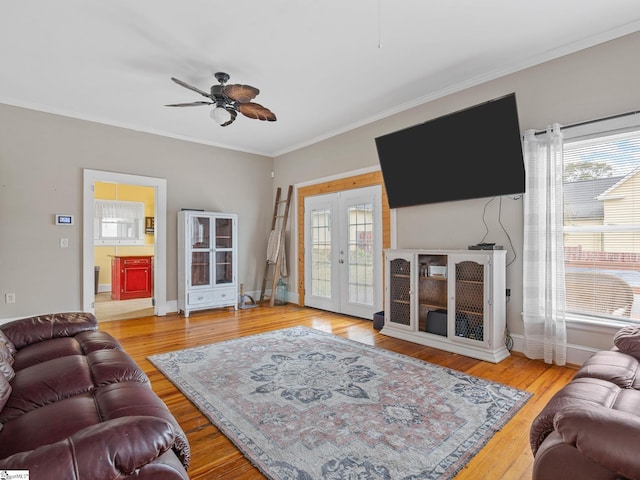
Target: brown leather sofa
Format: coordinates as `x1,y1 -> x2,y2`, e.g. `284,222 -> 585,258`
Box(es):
0,312 -> 190,479
530,326 -> 640,480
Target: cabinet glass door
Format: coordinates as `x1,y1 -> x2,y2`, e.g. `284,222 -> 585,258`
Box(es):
215,251 -> 233,284
215,218 -> 233,248
190,216 -> 212,287
214,217 -> 233,285
190,216 -> 211,249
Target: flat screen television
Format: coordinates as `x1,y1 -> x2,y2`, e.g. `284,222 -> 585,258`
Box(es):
374,93 -> 525,208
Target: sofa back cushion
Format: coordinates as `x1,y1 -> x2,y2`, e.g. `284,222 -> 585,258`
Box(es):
614,326 -> 640,359
0,312 -> 97,350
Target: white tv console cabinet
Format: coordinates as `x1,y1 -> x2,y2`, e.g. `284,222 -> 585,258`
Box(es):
383,249 -> 508,363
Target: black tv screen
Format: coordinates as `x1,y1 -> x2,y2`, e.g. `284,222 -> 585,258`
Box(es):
375,93 -> 525,208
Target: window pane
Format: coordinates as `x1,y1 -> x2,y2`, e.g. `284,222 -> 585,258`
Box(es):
94,200 -> 144,244
563,129 -> 640,321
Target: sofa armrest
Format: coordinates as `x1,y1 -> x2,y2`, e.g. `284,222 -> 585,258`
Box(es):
0,416 -> 181,480
555,405 -> 640,480
0,312 -> 97,349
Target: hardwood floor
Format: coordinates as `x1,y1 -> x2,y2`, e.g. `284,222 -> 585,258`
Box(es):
99,305 -> 577,480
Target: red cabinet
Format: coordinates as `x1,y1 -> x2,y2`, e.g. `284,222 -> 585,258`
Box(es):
111,255 -> 153,300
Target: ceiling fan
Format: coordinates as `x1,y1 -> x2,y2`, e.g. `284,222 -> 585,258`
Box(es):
165,72 -> 277,127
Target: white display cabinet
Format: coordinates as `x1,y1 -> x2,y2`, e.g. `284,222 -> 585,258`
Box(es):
383,249 -> 508,363
178,211 -> 238,317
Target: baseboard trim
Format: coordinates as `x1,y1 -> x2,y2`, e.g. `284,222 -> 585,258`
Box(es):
509,333 -> 598,367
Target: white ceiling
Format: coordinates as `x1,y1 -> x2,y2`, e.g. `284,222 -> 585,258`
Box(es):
2,2 -> 640,157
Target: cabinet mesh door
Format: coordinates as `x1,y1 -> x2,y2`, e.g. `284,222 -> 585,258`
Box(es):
389,258 -> 411,326
455,261 -> 484,340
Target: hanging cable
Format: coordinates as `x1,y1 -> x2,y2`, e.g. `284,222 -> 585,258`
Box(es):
478,197 -> 496,244
498,197 -> 518,267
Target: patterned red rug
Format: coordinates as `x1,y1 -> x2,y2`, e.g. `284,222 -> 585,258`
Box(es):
149,326 -> 531,479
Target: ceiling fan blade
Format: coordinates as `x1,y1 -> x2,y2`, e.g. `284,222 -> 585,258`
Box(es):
165,101 -> 213,107
170,77 -> 211,98
238,102 -> 277,121
224,84 -> 260,103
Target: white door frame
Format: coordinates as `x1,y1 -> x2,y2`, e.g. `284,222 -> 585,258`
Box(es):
82,169 -> 168,315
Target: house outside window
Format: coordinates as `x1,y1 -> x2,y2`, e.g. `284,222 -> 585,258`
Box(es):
563,121 -> 640,324
94,199 -> 145,245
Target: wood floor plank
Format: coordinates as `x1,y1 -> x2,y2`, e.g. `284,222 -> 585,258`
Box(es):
99,304 -> 577,480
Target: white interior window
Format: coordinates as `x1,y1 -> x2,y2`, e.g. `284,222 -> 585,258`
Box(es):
94,199 -> 145,245
563,116 -> 640,324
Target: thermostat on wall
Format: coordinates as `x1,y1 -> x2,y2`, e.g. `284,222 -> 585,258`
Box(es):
55,214 -> 74,225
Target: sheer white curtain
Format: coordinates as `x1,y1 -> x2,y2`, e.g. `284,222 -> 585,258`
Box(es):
522,124 -> 567,365
94,199 -> 143,220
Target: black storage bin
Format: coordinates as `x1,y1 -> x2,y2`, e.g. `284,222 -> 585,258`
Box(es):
373,311 -> 384,330
425,309 -> 447,336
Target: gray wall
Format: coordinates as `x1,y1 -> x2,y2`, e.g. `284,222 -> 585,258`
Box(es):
0,106 -> 273,318
273,31 -> 640,355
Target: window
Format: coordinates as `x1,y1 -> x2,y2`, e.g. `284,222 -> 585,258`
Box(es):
94,199 -> 145,245
563,118 -> 640,323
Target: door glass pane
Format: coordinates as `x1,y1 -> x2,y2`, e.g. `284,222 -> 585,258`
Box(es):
347,203 -> 374,305
191,252 -> 210,286
216,251 -> 233,284
216,218 -> 233,248
311,208 -> 331,298
191,216 -> 210,249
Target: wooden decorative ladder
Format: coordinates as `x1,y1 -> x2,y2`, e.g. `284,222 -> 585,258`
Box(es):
259,185 -> 293,306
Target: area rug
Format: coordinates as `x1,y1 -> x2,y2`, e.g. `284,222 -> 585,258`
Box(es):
148,326 -> 531,479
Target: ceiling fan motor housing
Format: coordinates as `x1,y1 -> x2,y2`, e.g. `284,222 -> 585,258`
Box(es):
214,72 -> 230,84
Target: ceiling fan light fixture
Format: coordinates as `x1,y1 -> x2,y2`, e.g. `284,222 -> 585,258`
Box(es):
210,106 -> 232,125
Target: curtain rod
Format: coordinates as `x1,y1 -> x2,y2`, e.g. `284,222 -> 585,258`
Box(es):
533,109 -> 640,135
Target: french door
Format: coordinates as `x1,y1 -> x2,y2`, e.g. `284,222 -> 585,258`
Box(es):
304,185 -> 383,319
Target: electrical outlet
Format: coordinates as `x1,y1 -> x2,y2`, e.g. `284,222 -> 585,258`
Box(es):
5,293 -> 16,304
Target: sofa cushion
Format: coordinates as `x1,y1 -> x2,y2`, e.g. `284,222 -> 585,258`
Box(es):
0,355 -> 94,423
613,325 -> 640,359
573,349 -> 640,389
12,330 -> 122,371
0,394 -> 101,459
0,381 -> 190,468
0,312 -> 97,350
0,416 -> 186,479
529,377 -> 622,455
0,349 -> 149,424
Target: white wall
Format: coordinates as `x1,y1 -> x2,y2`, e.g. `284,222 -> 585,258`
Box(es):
0,106 -> 273,318
273,31 -> 640,358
